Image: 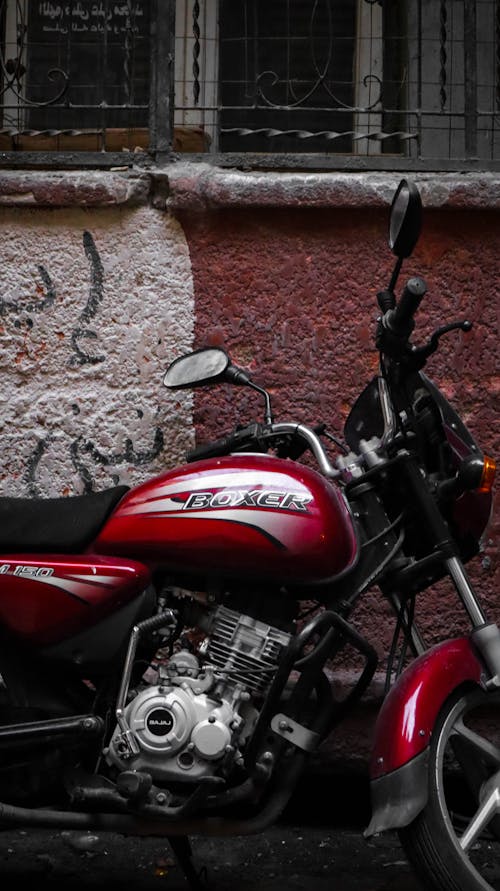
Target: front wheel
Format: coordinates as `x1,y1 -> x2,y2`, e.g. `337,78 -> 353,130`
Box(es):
400,686 -> 500,891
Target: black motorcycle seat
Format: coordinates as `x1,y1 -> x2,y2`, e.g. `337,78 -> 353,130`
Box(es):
0,485 -> 129,553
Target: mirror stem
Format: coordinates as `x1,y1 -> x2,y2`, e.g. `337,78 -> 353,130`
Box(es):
248,382 -> 274,425
389,257 -> 403,293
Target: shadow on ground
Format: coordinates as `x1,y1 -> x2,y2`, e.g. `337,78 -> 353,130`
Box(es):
0,770 -> 424,890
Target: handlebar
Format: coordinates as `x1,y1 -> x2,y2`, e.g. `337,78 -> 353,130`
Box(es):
384,276 -> 427,337
186,422 -> 340,478
186,424 -> 264,462
376,275 -> 429,363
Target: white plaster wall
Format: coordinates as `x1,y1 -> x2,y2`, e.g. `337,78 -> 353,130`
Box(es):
0,206 -> 195,496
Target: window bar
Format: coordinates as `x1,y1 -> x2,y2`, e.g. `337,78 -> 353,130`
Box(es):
100,0 -> 109,151
192,0 -> 200,106
285,0 -> 291,109
3,0 -> 28,134
243,0 -> 251,104
123,0 -> 140,145
252,0 -> 259,110
149,0 -> 175,161
464,0 -> 477,158
439,0 -> 447,113
65,1 -> 72,128
123,0 -> 132,110
416,0 -> 423,159
494,0 -> 500,160
497,0 -> 500,112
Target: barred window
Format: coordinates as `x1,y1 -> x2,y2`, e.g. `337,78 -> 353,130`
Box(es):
0,0 -> 499,169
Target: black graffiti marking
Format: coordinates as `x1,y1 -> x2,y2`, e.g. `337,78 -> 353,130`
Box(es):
69,231 -> 105,366
121,429 -> 165,466
69,437 -> 94,493
70,328 -> 104,366
81,231 -> 104,324
10,229 -> 164,495
0,264 -> 56,318
25,437 -> 51,498
23,426 -> 164,496
70,428 -> 165,493
36,265 -> 57,312
0,235 -> 104,364
14,318 -> 33,330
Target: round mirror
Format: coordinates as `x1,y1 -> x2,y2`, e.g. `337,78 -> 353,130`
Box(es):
388,179 -> 422,259
164,347 -> 230,389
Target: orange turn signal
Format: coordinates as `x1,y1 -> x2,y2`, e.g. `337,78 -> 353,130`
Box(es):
479,455 -> 496,493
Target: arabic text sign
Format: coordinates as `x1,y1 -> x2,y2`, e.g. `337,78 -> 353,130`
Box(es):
37,2 -> 145,36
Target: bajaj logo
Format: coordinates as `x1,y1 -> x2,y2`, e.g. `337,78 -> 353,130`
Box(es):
147,708 -> 174,736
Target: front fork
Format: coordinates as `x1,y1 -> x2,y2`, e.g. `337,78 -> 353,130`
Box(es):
365,446 -> 500,836
394,447 -> 500,681
388,552 -> 500,685
366,556 -> 500,838
446,554 -> 500,688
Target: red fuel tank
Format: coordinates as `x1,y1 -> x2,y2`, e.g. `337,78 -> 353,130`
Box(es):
94,455 -> 358,586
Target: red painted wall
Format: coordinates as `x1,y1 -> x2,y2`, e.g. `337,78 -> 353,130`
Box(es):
178,205 -> 499,670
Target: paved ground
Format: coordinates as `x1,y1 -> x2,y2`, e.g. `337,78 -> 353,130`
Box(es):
0,823 -> 420,890
0,774 -> 422,890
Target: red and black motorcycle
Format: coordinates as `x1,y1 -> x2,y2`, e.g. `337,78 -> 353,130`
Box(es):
0,179 -> 496,891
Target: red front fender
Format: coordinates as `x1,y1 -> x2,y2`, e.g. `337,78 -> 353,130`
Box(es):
365,635 -> 485,836
371,635 -> 485,780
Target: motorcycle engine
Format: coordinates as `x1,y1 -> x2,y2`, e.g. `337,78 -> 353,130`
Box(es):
106,605 -> 290,783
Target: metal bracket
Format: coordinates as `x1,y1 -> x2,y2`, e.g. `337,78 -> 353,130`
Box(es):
271,713 -> 320,752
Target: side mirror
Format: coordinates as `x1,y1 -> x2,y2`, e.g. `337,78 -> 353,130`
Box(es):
389,179 -> 422,259
164,346 -> 275,424
164,347 -> 231,389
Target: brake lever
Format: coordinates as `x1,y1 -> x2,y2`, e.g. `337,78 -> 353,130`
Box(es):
411,319 -> 473,368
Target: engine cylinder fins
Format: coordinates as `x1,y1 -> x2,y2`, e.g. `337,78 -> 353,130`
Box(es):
206,605 -> 291,697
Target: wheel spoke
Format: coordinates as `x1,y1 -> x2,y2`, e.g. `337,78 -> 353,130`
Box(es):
399,688 -> 500,890
452,717 -> 500,767
459,787 -> 500,851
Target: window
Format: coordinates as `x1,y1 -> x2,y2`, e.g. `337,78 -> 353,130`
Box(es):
0,0 -> 499,169
218,0 -> 358,154
0,1 -> 155,156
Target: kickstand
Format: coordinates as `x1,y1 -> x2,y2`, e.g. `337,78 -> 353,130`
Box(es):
167,835 -> 211,891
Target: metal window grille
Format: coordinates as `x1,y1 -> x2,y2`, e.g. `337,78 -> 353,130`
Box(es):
1,0 -> 499,170
0,0 -> 174,167
210,0 -> 500,168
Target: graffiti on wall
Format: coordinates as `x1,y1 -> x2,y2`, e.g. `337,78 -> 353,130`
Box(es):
1,231 -> 106,366
0,263 -> 56,318
25,427 -> 165,497
70,230 -> 106,366
1,229 -> 166,496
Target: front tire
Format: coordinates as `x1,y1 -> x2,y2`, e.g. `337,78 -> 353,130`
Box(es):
399,686 -> 500,891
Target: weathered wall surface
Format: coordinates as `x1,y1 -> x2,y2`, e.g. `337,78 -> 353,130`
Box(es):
173,190 -> 499,761
0,204 -> 195,496
177,202 -> 499,673
0,166 -> 497,764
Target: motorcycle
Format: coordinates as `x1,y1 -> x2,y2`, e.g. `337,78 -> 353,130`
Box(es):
0,178 -> 496,891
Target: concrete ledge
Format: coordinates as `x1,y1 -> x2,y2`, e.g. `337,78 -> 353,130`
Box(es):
163,163 -> 500,212
0,164 -> 499,211
0,170 -> 150,206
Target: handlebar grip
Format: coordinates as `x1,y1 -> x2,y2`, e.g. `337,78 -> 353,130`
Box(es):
186,435 -> 238,462
386,276 -> 427,335
186,424 -> 263,463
